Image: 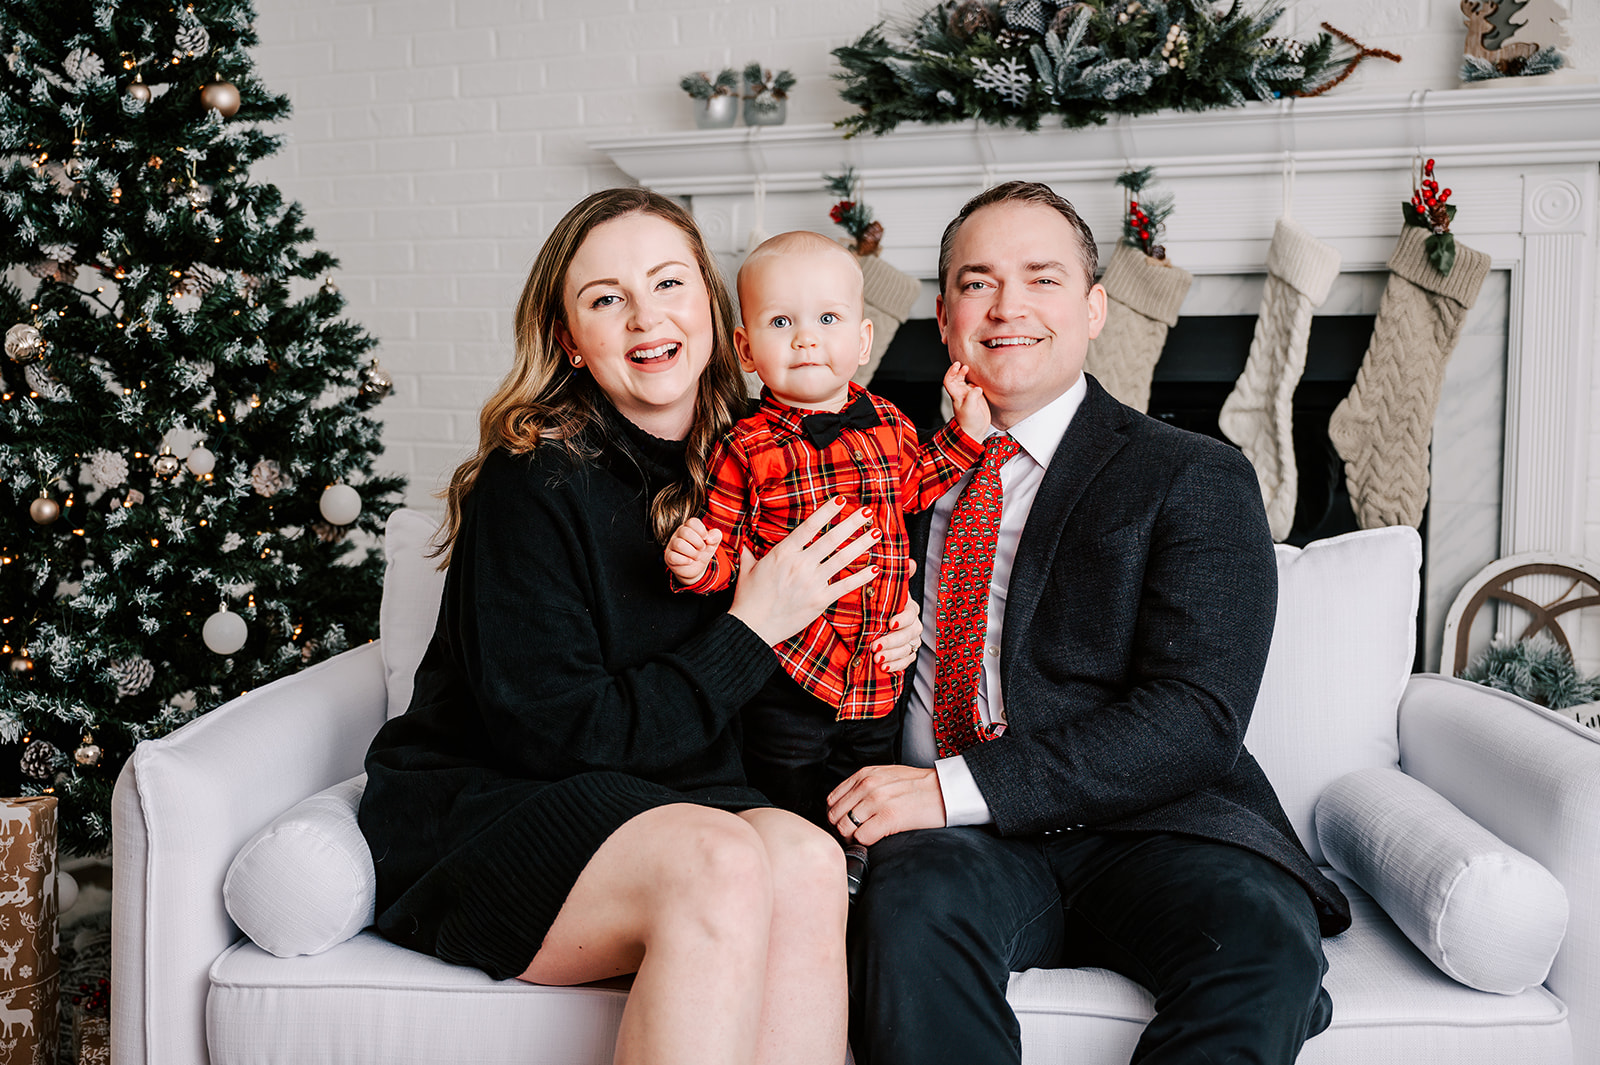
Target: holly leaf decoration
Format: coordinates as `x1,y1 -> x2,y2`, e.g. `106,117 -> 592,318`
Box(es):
1445,204 -> 1458,223
1402,202 -> 1424,228
1425,232 -> 1457,277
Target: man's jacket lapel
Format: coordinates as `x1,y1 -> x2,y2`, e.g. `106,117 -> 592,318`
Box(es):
1000,376 -> 1130,677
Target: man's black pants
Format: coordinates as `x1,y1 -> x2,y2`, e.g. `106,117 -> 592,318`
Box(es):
849,826 -> 1333,1065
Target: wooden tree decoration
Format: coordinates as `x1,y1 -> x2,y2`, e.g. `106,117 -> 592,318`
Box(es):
1462,0 -> 1539,70
1506,0 -> 1573,52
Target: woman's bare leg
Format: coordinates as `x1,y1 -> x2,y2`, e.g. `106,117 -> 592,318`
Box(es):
738,807 -> 850,1065
520,804 -> 773,1065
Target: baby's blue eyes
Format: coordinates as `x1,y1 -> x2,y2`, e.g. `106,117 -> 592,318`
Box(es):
768,313 -> 841,327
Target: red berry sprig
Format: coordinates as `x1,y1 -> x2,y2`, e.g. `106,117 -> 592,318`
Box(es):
72,975 -> 111,1016
1126,199 -> 1156,253
1409,158 -> 1454,235
829,200 -> 854,224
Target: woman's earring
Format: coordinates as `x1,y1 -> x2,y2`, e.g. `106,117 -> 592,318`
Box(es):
570,355 -> 583,368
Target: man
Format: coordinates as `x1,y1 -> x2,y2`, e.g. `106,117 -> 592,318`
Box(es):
827,181 -> 1351,1065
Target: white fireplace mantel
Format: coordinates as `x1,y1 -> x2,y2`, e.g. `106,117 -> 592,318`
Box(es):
594,86 -> 1600,562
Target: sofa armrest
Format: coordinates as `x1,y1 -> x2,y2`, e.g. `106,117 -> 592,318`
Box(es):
111,641 -> 388,1065
1398,674 -> 1600,1060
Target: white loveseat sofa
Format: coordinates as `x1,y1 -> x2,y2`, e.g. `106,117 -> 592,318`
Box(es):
112,511 -> 1600,1065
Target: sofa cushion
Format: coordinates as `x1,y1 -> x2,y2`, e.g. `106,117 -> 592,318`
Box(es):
223,775 -> 375,958
1243,525 -> 1422,863
206,874 -> 1570,1065
1316,767 -> 1569,994
381,508 -> 447,719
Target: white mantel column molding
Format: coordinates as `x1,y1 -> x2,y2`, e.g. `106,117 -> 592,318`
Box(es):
1505,166 -> 1598,557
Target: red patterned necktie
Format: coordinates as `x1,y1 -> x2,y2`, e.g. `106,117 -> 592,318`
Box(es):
932,433 -> 1020,758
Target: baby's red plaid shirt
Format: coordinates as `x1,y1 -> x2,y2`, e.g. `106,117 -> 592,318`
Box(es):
678,383 -> 982,719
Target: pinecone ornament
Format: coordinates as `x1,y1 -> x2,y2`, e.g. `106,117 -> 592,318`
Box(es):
174,11 -> 210,57
64,47 -> 104,84
21,739 -> 65,781
312,520 -> 347,543
251,459 -> 287,497
948,0 -> 1000,39
109,655 -> 155,697
83,449 -> 130,491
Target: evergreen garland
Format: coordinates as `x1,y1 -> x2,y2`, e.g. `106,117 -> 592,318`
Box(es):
832,0 -> 1340,137
0,0 -> 405,853
1461,633 -> 1600,712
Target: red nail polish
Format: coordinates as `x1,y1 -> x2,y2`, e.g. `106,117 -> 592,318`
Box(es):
871,528 -> 882,539
871,564 -> 880,574
890,619 -> 900,630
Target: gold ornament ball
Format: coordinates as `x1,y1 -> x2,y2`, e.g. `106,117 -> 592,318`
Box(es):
8,655 -> 34,676
29,496 -> 61,525
359,362 -> 394,403
152,447 -> 181,478
127,77 -> 152,102
5,322 -> 45,364
74,742 -> 103,767
200,80 -> 241,117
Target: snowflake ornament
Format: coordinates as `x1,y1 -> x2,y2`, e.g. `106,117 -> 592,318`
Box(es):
82,449 -> 130,491
972,55 -> 1034,106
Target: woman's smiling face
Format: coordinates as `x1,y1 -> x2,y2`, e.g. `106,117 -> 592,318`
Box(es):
558,211 -> 716,440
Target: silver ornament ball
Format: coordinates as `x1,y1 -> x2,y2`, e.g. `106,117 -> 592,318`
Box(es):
152,447 -> 181,478
200,80 -> 241,117
127,77 -> 152,102
5,322 -> 45,364
186,446 -> 216,476
30,496 -> 61,525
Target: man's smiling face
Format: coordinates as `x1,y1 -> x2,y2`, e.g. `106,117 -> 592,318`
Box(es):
936,199 -> 1107,429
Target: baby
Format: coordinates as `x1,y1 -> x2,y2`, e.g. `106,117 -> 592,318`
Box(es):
666,231 -> 989,880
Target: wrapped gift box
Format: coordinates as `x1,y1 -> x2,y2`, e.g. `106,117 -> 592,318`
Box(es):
0,796 -> 60,1065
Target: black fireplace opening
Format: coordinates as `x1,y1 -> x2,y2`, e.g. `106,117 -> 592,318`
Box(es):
871,313 -> 1429,671
872,314 -> 1377,548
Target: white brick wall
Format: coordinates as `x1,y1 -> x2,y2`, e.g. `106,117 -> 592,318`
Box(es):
250,0 -> 1600,588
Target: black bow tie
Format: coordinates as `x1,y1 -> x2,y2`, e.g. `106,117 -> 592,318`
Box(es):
799,391 -> 882,449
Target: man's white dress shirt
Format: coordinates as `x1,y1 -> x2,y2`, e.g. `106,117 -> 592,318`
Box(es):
903,374 -> 1088,826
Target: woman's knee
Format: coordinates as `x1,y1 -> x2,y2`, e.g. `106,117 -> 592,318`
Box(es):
641,806 -> 772,929
747,810 -> 847,923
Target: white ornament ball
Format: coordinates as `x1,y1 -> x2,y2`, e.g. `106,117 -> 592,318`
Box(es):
318,483 -> 362,526
186,446 -> 216,476
203,607 -> 248,655
57,870 -> 79,914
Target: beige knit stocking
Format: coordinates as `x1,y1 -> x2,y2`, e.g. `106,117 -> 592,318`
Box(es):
1219,218 -> 1342,541
1328,226 -> 1491,530
854,253 -> 922,387
1084,242 -> 1193,411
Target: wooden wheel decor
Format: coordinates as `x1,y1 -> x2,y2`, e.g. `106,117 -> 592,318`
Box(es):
1442,553 -> 1600,677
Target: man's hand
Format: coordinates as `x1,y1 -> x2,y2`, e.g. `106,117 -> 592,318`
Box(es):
943,361 -> 991,443
664,517 -> 721,585
827,765 -> 946,845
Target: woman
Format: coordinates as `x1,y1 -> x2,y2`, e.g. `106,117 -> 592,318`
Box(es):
357,187 -> 922,1065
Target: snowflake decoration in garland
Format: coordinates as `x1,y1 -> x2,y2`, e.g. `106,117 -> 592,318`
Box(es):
972,55 -> 1033,105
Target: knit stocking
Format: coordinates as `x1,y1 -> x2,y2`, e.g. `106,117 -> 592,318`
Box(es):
1084,242 -> 1192,411
855,253 -> 922,387
1328,225 -> 1491,529
1219,218 -> 1342,541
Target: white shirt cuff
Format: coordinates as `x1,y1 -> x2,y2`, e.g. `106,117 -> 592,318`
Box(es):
933,755 -> 994,827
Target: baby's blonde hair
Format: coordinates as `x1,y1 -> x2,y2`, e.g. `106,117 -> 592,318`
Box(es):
736,231 -> 864,319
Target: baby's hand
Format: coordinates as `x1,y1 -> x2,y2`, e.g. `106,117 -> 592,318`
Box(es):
665,517 -> 722,585
944,362 -> 991,442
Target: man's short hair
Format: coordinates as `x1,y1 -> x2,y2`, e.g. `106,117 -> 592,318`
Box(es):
937,181 -> 1099,294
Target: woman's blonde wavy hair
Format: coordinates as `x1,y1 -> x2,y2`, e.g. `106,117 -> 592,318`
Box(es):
431,187 -> 747,565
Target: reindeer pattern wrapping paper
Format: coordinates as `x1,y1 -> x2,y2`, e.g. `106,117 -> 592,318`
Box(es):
0,797 -> 60,1065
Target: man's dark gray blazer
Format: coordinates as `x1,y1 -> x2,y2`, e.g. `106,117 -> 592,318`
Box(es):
909,373 -> 1351,935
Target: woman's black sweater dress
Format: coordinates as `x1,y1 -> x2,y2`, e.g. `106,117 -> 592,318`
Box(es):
358,413 -> 778,980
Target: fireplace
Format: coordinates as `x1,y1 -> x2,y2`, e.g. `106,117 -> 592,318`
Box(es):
595,86 -> 1599,670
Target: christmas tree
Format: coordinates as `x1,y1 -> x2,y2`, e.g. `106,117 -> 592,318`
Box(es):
0,0 -> 405,854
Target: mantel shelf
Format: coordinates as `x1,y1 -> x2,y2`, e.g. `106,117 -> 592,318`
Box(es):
594,85 -> 1600,196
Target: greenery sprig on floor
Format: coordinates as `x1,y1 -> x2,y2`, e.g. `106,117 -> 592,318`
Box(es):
832,0 -> 1339,137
